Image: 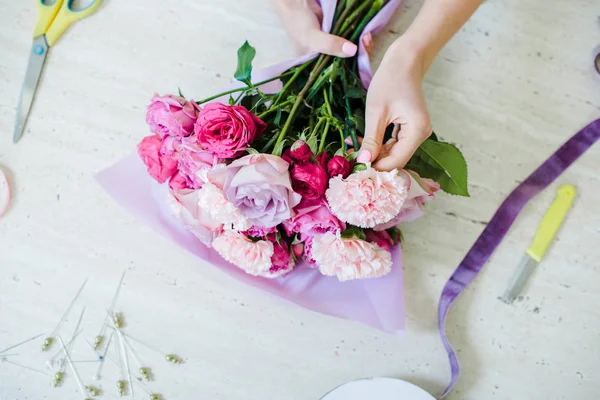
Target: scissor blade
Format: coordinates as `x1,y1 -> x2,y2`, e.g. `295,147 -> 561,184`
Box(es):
13,36 -> 49,143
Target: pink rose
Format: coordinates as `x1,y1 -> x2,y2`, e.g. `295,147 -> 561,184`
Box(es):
282,148 -> 294,165
222,154 -> 302,228
290,140 -> 312,164
178,136 -> 219,188
169,171 -> 190,191
291,163 -> 328,200
303,237 -> 317,267
282,198 -> 344,238
194,103 -> 267,158
316,152 -> 329,169
138,135 -> 178,183
311,232 -> 392,281
373,170 -> 440,231
327,155 -> 352,178
146,94 -> 198,138
167,190 -> 222,247
265,234 -> 295,278
160,136 -> 183,160
365,229 -> 395,252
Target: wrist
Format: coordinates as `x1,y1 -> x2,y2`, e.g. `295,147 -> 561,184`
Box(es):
385,37 -> 430,78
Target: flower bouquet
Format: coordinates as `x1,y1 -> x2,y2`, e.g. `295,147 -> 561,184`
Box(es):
97,0 -> 468,332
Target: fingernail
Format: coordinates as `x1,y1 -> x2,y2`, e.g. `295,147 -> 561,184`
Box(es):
342,42 -> 357,56
344,137 -> 353,145
357,150 -> 371,163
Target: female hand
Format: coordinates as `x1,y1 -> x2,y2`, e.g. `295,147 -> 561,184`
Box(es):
356,38 -> 432,170
271,0 -> 357,58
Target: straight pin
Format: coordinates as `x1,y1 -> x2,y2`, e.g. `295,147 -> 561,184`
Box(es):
43,279 -> 88,351
93,272 -> 125,351
57,336 -> 92,400
113,315 -> 135,398
0,333 -> 43,354
1,357 -> 48,376
92,330 -> 114,380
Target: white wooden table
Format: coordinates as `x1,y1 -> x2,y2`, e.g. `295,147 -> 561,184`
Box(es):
1,1 -> 599,399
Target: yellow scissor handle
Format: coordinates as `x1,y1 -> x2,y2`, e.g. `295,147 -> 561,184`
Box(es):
33,0 -> 64,39
526,184 -> 576,262
34,0 -> 103,46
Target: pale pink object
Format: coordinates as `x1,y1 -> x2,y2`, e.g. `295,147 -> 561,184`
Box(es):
326,168 -> 409,228
96,0 -> 408,333
374,170 -> 440,231
312,232 -> 392,281
212,230 -> 275,277
0,168 -> 10,218
282,198 -> 343,239
168,189 -> 221,246
146,94 -> 198,138
222,154 -> 302,228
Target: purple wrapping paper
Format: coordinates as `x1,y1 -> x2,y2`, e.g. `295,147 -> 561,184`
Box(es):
96,0 -> 408,333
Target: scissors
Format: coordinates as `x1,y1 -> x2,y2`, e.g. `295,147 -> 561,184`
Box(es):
13,0 -> 102,143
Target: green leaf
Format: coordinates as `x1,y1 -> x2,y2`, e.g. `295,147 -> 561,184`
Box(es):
407,139 -> 469,196
177,87 -> 184,97
352,163 -> 367,173
273,138 -> 286,157
353,109 -> 365,134
246,148 -> 259,155
341,226 -> 366,241
429,131 -> 439,141
228,95 -> 235,105
234,41 -> 256,84
345,86 -> 366,99
273,106 -> 283,127
306,135 -> 318,154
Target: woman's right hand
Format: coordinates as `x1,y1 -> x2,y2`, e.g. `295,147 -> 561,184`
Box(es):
271,0 -> 357,58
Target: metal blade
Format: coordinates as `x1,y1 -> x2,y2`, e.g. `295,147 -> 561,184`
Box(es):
501,255 -> 538,304
13,36 -> 49,143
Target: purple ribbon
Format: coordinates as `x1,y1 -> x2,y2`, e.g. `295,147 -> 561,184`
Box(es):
437,119 -> 600,398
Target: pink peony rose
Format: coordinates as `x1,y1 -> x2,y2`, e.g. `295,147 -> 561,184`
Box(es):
326,168 -> 409,228
146,94 -> 198,138
196,176 -> 251,231
311,232 -> 392,281
291,162 -> 328,200
316,152 -> 329,169
194,103 -> 267,158
327,155 -> 352,178
138,135 -> 178,183
167,190 -> 222,247
169,171 -> 190,191
282,198 -> 344,238
365,229 -> 395,252
160,135 -> 183,160
373,170 -> 440,231
282,148 -> 294,165
290,140 -> 312,164
243,225 -> 278,238
264,234 -> 295,278
212,230 -> 274,276
178,136 -> 219,188
222,154 -> 302,228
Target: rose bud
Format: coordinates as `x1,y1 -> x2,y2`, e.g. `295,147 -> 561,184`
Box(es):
289,140 -> 312,164
291,162 -> 328,200
292,243 -> 305,259
327,155 -> 352,178
282,148 -> 294,165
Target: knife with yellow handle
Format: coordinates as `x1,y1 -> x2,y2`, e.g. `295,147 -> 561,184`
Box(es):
501,184 -> 576,304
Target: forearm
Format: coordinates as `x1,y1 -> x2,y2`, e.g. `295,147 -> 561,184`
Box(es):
392,0 -> 483,73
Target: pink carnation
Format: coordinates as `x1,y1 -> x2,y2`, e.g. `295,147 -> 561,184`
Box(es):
311,232 -> 392,281
212,230 -> 274,276
326,168 -> 409,228
146,94 -> 198,138
243,225 -> 278,238
373,170 -> 440,231
264,234 -> 295,278
303,237 -> 317,267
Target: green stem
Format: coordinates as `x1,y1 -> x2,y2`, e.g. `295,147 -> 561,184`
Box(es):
310,118 -> 326,141
340,0 -> 373,35
349,0 -> 384,42
332,2 -> 355,35
257,98 -> 293,119
196,72 -> 293,105
273,60 -> 314,107
318,121 -> 331,154
272,56 -> 332,154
